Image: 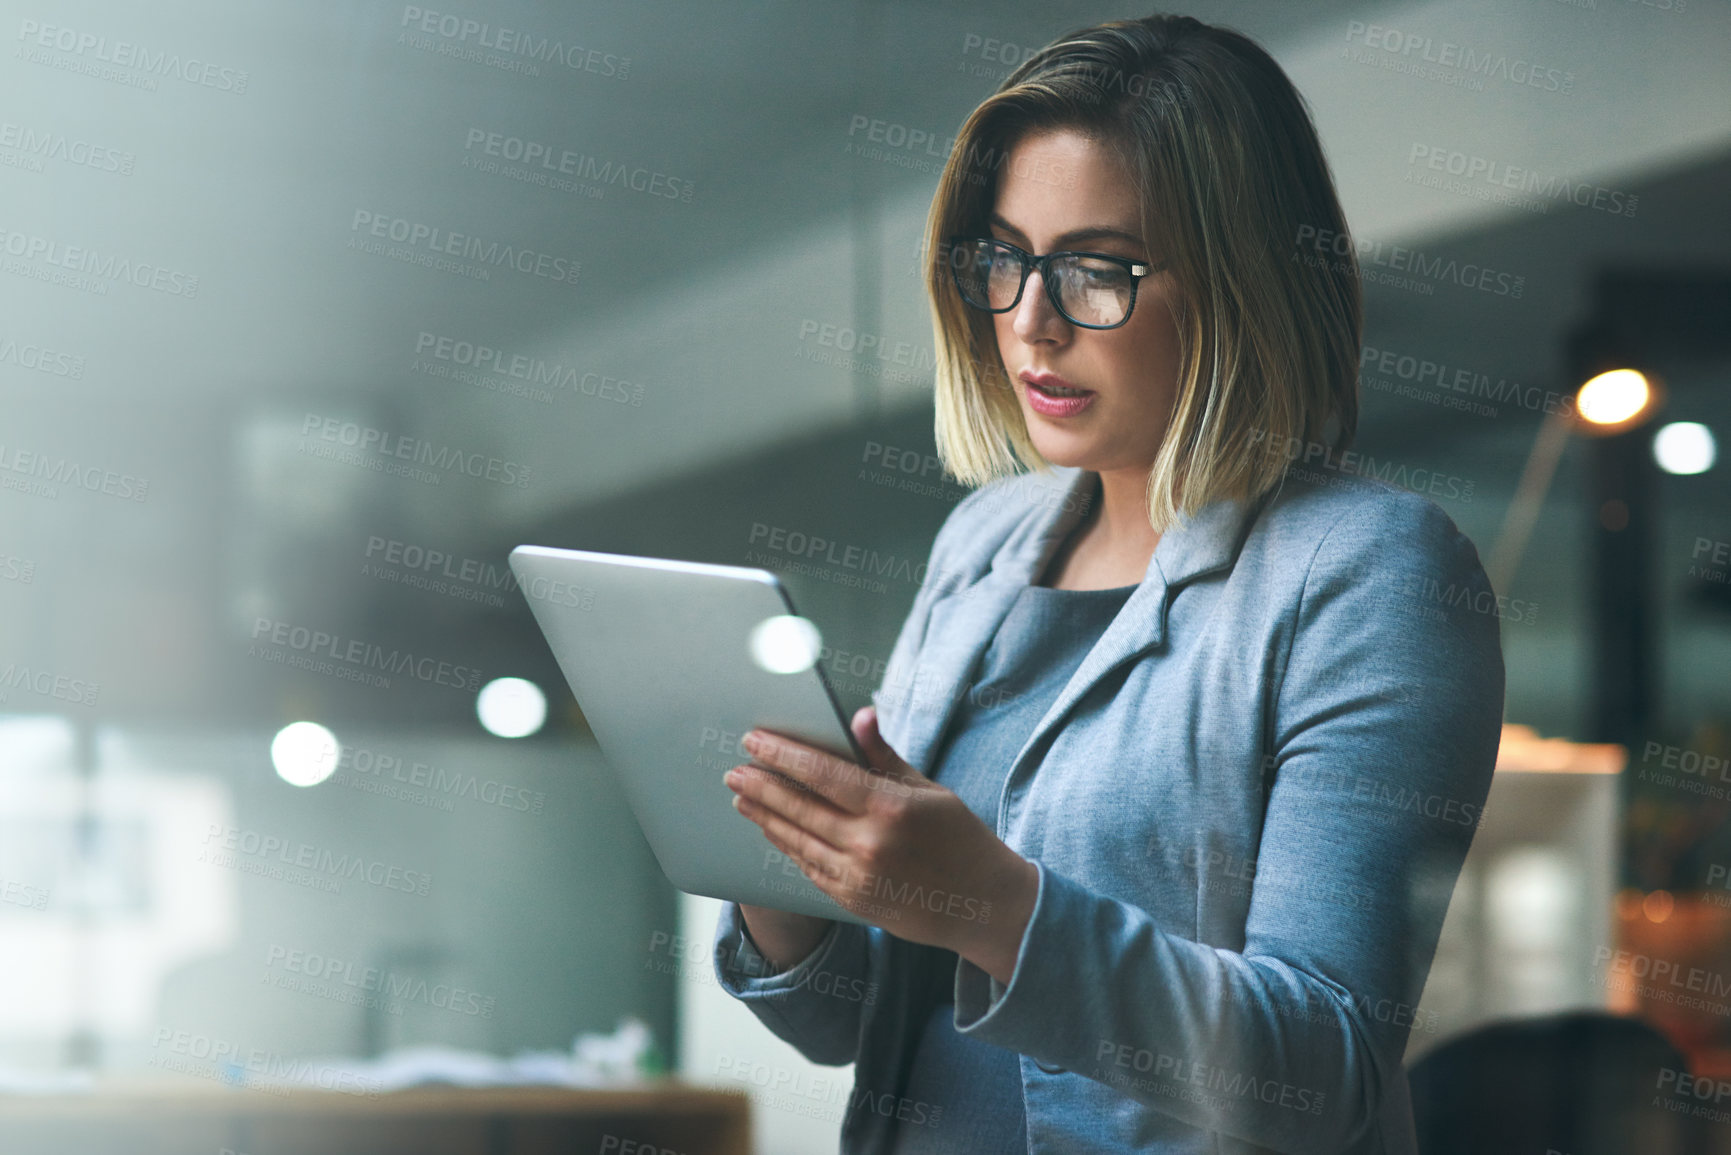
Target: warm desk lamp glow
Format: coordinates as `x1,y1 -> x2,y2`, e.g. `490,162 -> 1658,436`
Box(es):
1486,366 -> 1663,595
1575,368 -> 1659,433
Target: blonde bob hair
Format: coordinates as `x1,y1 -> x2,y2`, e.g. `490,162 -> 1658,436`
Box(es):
924,13 -> 1361,532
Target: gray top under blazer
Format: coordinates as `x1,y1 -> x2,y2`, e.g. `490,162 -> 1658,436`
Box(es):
713,461 -> 1507,1154
893,576 -> 1137,1152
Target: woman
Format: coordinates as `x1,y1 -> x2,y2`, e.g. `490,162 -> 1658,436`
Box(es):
715,14 -> 1504,1154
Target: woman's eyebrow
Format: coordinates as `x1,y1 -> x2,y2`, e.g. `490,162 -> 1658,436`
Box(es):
989,212 -> 1144,248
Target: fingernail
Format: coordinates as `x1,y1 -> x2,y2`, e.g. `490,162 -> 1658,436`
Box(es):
742,732 -> 762,755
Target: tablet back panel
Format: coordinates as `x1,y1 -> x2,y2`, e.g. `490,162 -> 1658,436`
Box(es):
509,545 -> 871,925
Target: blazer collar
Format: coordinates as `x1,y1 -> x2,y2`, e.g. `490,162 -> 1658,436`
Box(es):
991,464 -> 1259,594
896,465 -> 1266,782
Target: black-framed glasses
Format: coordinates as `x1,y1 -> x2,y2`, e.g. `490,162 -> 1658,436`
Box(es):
945,235 -> 1161,329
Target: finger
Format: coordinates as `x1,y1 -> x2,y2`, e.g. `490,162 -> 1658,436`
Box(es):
730,761 -> 853,848
744,729 -> 877,814
754,819 -> 844,900
751,816 -> 887,926
736,788 -> 850,890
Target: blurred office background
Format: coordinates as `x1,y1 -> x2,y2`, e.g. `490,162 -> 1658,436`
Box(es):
0,0 -> 1728,1152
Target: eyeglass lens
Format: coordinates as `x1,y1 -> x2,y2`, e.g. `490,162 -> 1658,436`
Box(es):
951,239 -> 1136,327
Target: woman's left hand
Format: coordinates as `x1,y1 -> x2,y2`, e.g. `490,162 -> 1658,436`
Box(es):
724,705 -> 1039,985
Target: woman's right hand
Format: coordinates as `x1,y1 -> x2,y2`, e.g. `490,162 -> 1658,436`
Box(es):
735,904 -> 833,975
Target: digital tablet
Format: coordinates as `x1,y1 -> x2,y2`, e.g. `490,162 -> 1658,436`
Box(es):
508,544 -> 874,925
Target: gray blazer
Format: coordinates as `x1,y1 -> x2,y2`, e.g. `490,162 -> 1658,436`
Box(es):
713,462 -> 1505,1153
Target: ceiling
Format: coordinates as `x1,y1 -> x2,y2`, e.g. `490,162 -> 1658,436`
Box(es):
0,0 -> 1726,731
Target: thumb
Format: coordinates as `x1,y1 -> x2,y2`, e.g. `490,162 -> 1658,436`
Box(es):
852,705 -> 904,772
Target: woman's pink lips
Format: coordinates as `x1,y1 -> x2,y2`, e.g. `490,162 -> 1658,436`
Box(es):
1020,369 -> 1084,392
1019,370 -> 1096,418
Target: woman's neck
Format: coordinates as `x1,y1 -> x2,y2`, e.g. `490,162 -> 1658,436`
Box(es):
1039,468 -> 1162,590
1093,466 -> 1163,564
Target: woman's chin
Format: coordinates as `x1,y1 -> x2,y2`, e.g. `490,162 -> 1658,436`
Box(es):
1026,427 -> 1105,472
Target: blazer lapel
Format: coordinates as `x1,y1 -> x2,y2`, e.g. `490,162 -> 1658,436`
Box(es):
893,465 -> 1266,791
988,482 -> 1268,830
893,467 -> 1093,774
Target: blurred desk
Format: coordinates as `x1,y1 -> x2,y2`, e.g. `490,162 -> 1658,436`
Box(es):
0,1082 -> 751,1155
1407,724 -> 1627,1062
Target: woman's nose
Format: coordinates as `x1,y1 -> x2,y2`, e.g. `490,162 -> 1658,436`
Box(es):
1011,269 -> 1068,342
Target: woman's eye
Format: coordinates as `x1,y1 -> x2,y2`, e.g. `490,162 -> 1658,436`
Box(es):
1071,261 -> 1127,284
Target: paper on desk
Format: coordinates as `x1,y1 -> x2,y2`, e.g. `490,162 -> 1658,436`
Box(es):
241,1015 -> 657,1094
0,1070 -> 96,1095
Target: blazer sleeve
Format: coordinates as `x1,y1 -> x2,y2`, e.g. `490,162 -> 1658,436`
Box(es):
947,491 -> 1506,1153
710,902 -> 873,1066
709,484 -> 993,1066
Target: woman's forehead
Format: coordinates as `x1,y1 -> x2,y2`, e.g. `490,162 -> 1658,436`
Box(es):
998,128 -> 1136,188
989,132 -> 1145,244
